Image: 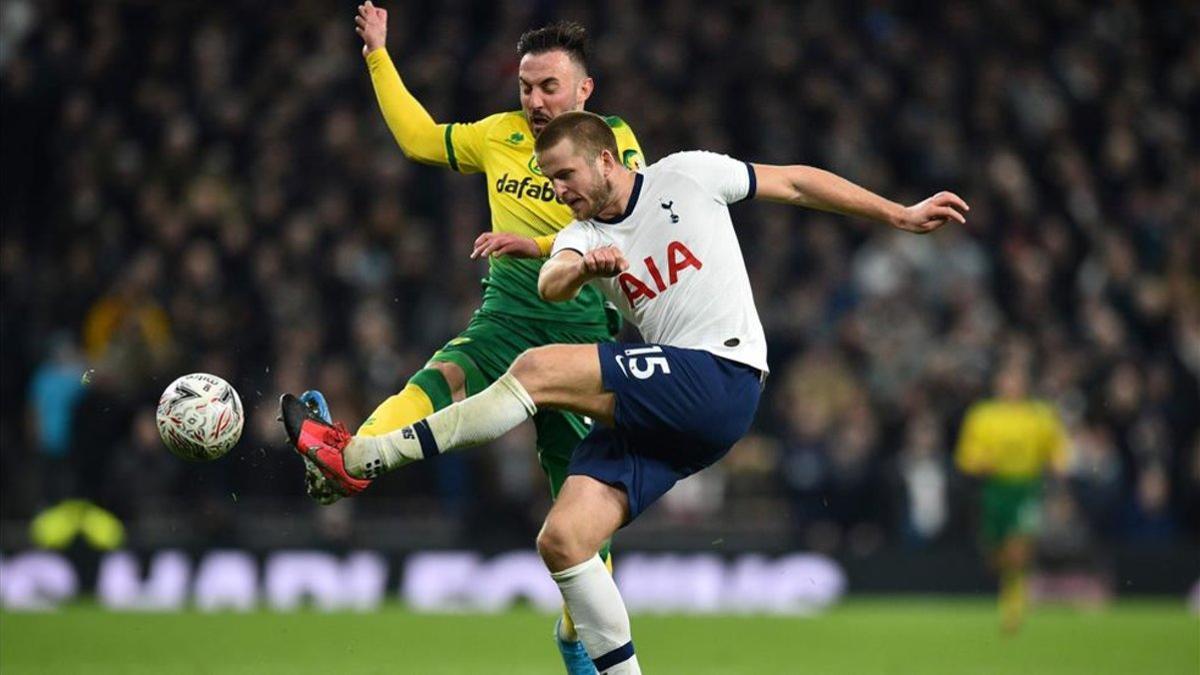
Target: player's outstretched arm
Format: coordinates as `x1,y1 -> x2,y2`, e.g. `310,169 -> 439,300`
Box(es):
752,164 -> 969,234
538,247 -> 628,302
356,2 -> 449,166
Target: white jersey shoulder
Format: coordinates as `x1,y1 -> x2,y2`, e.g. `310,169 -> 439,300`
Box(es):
552,151 -> 768,373
644,151 -> 757,205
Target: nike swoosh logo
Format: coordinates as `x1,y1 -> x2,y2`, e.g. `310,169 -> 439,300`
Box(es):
614,355 -> 628,377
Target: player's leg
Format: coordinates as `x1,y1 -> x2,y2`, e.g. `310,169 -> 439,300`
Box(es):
536,411 -> 614,672
339,344 -> 612,477
982,481 -> 1037,634
356,361 -> 466,436
540,345 -> 762,675
512,344 -> 615,422
433,321 -> 604,674
1000,488 -> 1040,633
284,345 -> 606,487
997,534 -> 1033,634
290,321 -> 602,673
539,475 -> 640,675
292,316 -> 503,498
297,361 -> 469,501
302,358 -> 470,440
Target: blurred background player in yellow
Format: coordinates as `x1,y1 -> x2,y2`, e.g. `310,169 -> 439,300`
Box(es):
296,4 -> 644,673
955,359 -> 1069,633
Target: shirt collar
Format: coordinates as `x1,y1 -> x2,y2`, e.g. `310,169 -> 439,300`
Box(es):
594,173 -> 643,225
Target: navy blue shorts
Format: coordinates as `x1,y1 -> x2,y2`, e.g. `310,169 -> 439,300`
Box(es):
568,342 -> 763,521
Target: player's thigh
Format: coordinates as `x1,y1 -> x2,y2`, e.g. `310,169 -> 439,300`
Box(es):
999,535 -> 1033,568
511,344 -> 615,425
981,481 -> 1036,547
542,475 -> 629,551
424,361 -> 467,401
427,314 -> 526,395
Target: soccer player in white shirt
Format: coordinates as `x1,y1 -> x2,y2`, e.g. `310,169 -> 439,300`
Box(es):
283,111 -> 968,674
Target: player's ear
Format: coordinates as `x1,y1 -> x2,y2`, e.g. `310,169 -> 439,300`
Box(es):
576,76 -> 594,106
598,149 -> 617,176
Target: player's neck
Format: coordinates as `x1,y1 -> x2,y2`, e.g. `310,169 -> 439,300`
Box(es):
594,169 -> 638,221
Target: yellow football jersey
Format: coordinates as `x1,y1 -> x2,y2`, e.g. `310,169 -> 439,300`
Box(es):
447,112 -> 643,322
955,400 -> 1068,481
366,49 -> 645,324
446,110 -> 643,236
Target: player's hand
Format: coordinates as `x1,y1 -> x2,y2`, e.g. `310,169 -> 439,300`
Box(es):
894,191 -> 969,234
581,246 -> 629,278
355,1 -> 387,58
471,232 -> 541,259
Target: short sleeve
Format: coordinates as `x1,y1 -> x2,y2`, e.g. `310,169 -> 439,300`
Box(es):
656,151 -> 756,205
550,222 -> 597,257
445,112 -> 508,174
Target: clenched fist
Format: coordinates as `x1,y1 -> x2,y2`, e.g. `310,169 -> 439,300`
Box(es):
581,246 -> 629,278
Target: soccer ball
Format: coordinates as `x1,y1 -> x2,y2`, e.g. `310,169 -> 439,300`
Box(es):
155,373 -> 244,461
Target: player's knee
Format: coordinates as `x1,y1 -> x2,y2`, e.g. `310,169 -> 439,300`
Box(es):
536,519 -> 589,571
509,348 -> 554,397
427,361 -> 467,402
511,347 -> 547,378
1002,539 -> 1031,567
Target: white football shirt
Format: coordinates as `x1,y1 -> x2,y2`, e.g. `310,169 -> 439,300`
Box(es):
552,151 -> 769,373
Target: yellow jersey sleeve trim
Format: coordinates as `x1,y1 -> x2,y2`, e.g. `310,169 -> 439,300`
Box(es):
444,124 -> 459,172
533,234 -> 556,257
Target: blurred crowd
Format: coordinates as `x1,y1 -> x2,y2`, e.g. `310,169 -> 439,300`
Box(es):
2,0 -> 1198,556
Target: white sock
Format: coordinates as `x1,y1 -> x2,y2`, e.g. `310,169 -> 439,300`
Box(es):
551,556 -> 641,674
344,372 -> 536,478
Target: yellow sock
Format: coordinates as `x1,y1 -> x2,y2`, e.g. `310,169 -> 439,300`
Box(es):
357,383 -> 436,437
560,603 -> 579,641
999,570 -> 1027,632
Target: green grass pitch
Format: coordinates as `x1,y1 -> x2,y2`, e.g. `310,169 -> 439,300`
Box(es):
1,599 -> 1195,674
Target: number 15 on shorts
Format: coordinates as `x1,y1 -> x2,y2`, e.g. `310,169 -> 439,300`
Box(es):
614,345 -> 672,380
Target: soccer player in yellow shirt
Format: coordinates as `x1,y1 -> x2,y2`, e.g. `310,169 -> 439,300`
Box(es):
299,5 -> 643,673
955,361 -> 1069,633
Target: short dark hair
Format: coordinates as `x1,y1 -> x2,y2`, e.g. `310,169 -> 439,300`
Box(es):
516,21 -> 589,73
534,111 -> 618,162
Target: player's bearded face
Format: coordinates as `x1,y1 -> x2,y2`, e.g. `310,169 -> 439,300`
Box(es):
518,51 -> 594,137
539,142 -> 611,220
555,160 -> 609,221
574,159 -> 612,220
